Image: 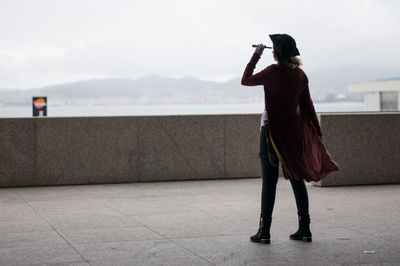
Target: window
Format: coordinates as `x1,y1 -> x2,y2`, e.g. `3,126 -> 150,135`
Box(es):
380,91 -> 398,111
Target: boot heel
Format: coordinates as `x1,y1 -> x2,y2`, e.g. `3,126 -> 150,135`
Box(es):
260,238 -> 271,244
302,236 -> 312,242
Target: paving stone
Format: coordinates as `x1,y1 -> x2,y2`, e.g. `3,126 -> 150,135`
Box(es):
0,230 -> 67,248
128,210 -> 249,239
0,244 -> 85,265
0,216 -> 52,234
59,226 -> 164,244
43,213 -> 139,231
74,239 -> 211,266
0,179 -> 399,265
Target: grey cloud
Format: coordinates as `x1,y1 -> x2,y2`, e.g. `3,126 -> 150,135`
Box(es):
0,0 -> 399,89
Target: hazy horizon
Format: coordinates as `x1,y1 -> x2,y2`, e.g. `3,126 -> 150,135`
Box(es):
1,0 -> 400,90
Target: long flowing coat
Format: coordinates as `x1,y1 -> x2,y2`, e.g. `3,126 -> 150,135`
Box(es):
241,54 -> 339,182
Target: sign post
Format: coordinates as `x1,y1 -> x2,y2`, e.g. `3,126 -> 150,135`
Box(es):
32,96 -> 47,117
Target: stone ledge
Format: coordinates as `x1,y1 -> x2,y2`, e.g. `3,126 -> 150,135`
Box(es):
1,113 -> 399,187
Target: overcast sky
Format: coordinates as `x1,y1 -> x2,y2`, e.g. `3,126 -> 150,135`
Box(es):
1,0 -> 399,89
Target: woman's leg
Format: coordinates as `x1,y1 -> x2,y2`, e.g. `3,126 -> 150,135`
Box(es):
289,179 -> 312,242
260,126 -> 279,217
289,179 -> 309,217
251,126 -> 279,244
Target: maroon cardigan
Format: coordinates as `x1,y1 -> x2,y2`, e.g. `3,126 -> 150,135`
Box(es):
241,53 -> 339,182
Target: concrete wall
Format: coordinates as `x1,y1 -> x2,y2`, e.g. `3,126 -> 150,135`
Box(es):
1,113 -> 399,187
316,112 -> 400,186
0,115 -> 260,187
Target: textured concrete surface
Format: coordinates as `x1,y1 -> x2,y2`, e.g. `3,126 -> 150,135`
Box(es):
0,115 -> 261,187
0,118 -> 36,187
36,117 -> 139,185
224,115 -> 261,178
137,115 -> 225,181
318,112 -> 400,186
0,178 -> 399,265
1,113 -> 399,187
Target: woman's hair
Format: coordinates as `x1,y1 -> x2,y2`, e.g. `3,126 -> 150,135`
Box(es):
288,56 -> 302,66
273,49 -> 302,66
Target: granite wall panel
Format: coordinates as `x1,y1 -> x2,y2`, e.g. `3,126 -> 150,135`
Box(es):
137,115 -> 225,181
35,117 -> 138,185
316,113 -> 400,186
224,114 -> 260,178
0,118 -> 36,186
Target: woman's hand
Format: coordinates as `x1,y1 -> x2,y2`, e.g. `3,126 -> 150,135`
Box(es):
254,44 -> 265,56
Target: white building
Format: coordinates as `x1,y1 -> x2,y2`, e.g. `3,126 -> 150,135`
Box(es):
348,78 -> 400,111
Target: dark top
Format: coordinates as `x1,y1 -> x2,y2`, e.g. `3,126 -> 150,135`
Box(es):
241,53 -> 339,181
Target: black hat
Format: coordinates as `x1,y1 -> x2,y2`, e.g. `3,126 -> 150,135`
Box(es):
269,34 -> 300,60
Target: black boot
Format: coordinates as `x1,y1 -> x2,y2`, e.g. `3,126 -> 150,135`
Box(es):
290,214 -> 312,242
250,214 -> 271,244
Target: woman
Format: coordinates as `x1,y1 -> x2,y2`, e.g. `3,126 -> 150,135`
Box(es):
241,34 -> 339,244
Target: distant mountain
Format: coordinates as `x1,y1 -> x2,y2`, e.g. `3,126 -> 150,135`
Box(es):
1,65 -> 398,106
0,76 -> 263,106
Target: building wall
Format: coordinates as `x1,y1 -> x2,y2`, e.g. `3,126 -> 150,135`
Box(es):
348,79 -> 400,111
1,113 -> 399,187
348,80 -> 400,93
365,92 -> 381,111
398,92 -> 400,111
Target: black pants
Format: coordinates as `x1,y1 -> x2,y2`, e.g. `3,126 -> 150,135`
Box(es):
259,125 -> 309,218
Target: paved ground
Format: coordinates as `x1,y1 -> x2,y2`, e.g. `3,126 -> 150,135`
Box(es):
0,178 -> 399,266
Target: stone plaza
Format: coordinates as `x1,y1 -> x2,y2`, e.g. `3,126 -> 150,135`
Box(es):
1,178 -> 399,265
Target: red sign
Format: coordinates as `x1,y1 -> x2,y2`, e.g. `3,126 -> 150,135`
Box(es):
33,98 -> 46,110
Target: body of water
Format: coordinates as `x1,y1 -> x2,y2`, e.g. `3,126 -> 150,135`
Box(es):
0,102 -> 366,118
